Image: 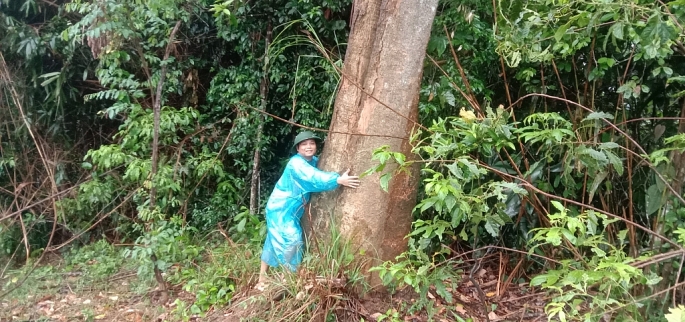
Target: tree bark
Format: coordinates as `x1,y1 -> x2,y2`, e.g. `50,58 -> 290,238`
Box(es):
307,0 -> 438,288
250,24 -> 272,215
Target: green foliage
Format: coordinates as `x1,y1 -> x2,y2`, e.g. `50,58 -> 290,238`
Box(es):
370,240 -> 461,316
367,106 -> 530,248
169,242 -> 259,316
666,306 -> 685,322
529,202 -> 659,322
123,216 -> 203,277
65,239 -> 125,279
228,206 -> 267,243
421,1 -> 500,122
496,0 -> 680,67
375,308 -> 402,322
0,212 -> 53,260
366,97 -> 678,319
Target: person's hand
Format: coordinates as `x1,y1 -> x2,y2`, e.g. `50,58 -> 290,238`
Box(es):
337,169 -> 360,188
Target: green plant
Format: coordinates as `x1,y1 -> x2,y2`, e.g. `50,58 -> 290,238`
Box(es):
65,239 -> 125,279
529,201 -> 660,322
370,240 -> 461,316
123,216 -> 203,278
163,240 -> 260,317
376,308 -> 402,322
228,206 -> 266,244
666,306 -> 685,322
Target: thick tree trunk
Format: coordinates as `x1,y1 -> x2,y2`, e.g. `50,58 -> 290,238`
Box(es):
307,0 -> 438,288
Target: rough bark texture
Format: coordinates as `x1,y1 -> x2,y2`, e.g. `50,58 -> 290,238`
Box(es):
306,0 -> 438,288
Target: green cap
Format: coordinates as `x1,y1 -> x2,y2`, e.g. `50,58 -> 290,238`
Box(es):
292,131 -> 321,154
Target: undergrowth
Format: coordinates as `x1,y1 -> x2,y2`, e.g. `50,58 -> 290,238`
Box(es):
217,224 -> 370,322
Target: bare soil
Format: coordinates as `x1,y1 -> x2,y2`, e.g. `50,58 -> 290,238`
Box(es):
2,253 -> 546,322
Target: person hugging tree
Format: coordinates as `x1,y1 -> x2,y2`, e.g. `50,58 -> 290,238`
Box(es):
256,131 -> 360,290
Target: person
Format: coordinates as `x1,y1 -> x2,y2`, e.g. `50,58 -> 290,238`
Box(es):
256,131 -> 360,290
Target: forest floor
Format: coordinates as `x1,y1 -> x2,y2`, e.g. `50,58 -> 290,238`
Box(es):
1,251 -> 547,322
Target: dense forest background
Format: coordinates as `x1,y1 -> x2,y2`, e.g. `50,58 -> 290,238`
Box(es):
3,0 -> 685,321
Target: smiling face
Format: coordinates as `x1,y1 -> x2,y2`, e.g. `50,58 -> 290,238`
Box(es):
296,139 -> 317,160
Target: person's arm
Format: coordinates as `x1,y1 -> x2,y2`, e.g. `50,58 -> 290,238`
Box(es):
290,158 -> 339,192
290,158 -> 360,192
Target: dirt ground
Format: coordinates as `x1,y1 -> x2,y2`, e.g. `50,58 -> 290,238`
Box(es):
1,254 -> 546,322
207,258 -> 547,322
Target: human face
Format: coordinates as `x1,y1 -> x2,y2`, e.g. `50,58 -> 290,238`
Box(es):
296,139 -> 317,160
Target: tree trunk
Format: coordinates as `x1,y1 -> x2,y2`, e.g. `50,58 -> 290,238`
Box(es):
307,0 -> 438,288
250,25 -> 272,215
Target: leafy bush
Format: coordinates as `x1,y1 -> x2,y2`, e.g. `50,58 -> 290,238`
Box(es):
529,201 -> 660,321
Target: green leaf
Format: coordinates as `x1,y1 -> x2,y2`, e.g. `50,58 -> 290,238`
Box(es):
617,229 -> 628,243
605,150 -> 624,176
584,112 -> 614,121
646,184 -> 665,216
668,76 -> 685,84
590,247 -> 606,257
560,228 -> 577,244
611,22 -> 624,40
554,22 -> 571,41
496,181 -> 528,195
459,228 -> 468,241
403,274 -> 414,287
484,220 -> 500,237
445,194 -> 456,212
641,16 -> 677,46
665,305 -> 685,322
434,281 -> 453,303
446,162 -> 463,179
237,217 -> 246,232
39,71 -> 61,87
458,158 -> 481,178
380,173 -> 391,192
551,200 -> 565,212
530,274 -> 548,286
645,272 -> 662,286
653,67 -> 663,77
419,198 -> 437,213
443,91 -> 456,107
598,142 -> 619,149
587,171 -> 607,202
597,57 -> 615,67
580,147 -> 608,165
586,213 -> 599,235
393,153 -> 406,166
544,228 -> 563,246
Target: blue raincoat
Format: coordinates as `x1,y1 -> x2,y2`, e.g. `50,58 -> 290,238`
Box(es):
260,154 -> 340,271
